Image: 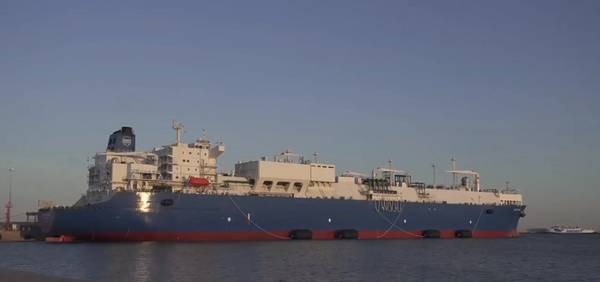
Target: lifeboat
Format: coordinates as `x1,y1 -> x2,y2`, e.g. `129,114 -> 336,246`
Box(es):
188,176 -> 210,187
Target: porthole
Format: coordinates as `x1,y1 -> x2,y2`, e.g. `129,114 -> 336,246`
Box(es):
161,199 -> 174,206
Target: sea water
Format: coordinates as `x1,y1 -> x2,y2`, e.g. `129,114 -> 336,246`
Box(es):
0,234 -> 598,281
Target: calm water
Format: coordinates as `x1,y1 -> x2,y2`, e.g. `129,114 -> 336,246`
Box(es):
1,234 -> 599,281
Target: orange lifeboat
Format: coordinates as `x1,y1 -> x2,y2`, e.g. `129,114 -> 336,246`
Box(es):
188,176 -> 210,187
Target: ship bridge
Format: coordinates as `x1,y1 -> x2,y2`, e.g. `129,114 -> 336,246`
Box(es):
87,122 -> 226,193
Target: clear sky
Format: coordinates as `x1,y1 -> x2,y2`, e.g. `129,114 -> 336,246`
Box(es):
1,1 -> 599,229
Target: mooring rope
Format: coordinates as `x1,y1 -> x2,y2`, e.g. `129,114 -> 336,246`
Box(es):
373,201 -> 423,238
376,209 -> 403,239
227,195 -> 289,240
472,204 -> 486,233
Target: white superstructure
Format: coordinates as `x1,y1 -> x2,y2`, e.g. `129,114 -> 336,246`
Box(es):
84,123 -> 524,207
232,155 -> 522,205
87,123 -> 224,195
88,151 -> 160,191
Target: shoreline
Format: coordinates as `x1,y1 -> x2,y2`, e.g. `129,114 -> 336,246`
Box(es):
0,268 -> 82,282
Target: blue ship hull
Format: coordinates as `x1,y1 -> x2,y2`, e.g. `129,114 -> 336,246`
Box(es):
39,192 -> 525,241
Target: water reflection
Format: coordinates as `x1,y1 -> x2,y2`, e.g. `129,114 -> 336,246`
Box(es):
137,192 -> 152,213
132,243 -> 152,281
2,236 -> 600,281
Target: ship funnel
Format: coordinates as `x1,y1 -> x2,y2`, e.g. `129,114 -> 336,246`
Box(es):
107,126 -> 136,152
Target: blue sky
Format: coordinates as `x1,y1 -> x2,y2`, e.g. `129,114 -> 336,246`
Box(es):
1,1 -> 599,228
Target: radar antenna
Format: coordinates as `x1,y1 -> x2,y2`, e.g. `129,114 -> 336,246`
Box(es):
172,120 -> 184,144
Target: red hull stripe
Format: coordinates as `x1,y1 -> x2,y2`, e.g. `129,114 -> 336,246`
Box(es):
46,235 -> 77,243
59,230 -> 518,242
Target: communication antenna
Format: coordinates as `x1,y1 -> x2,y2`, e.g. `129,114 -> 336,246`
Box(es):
388,160 -> 393,169
432,163 -> 436,188
172,120 -> 185,144
451,157 -> 456,187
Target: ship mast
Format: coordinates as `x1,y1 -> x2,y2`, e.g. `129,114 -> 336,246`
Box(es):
4,168 -> 15,231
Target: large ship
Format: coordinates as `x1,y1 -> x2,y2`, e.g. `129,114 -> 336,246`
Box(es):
39,123 -> 526,241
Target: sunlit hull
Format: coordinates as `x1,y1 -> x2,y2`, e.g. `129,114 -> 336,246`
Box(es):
39,191 -> 524,241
